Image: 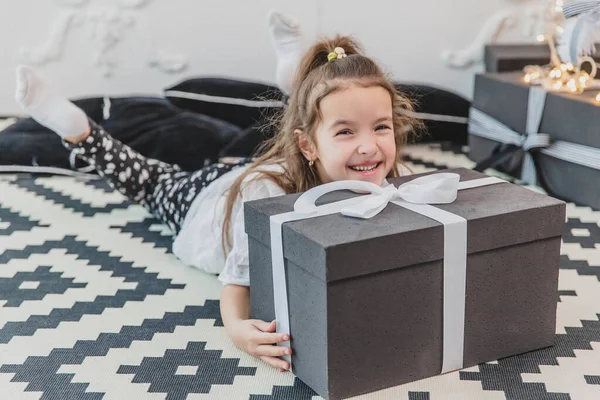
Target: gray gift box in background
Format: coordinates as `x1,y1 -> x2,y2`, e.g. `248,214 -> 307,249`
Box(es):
244,168 -> 566,400
469,71 -> 600,209
484,43 -> 600,73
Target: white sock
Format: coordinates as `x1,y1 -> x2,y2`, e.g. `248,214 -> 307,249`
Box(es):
267,10 -> 305,95
15,65 -> 89,138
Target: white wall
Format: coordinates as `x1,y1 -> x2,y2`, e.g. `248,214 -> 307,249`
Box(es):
0,0 -> 546,116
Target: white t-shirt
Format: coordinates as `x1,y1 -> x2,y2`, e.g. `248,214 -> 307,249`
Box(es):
173,163 -> 285,287
173,163 -> 412,287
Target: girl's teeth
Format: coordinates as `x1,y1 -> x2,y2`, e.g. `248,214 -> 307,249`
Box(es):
351,164 -> 378,171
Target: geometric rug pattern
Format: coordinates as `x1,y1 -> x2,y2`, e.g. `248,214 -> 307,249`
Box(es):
0,142 -> 599,399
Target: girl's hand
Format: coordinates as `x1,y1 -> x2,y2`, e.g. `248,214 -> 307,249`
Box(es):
230,319 -> 292,372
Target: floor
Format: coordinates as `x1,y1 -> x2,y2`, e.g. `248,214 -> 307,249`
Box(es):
0,142 -> 599,400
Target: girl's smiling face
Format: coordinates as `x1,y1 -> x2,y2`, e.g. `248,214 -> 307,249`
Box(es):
299,84 -> 396,186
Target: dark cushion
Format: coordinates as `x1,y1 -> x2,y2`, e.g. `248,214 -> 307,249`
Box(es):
163,77 -> 470,147
163,77 -> 286,130
395,83 -> 470,145
0,97 -> 242,172
219,125 -> 271,159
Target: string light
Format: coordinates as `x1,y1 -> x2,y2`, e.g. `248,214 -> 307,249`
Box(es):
522,0 -> 600,96
555,0 -> 564,13
552,81 -> 564,90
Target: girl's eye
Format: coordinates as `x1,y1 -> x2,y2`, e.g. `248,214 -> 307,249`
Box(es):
336,130 -> 352,136
376,124 -> 392,131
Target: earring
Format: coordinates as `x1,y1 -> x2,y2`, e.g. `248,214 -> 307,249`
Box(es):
308,159 -> 314,167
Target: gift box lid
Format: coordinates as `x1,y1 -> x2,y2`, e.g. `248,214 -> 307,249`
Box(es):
244,168 -> 566,283
473,72 -> 600,149
484,44 -> 600,72
485,44 -> 554,73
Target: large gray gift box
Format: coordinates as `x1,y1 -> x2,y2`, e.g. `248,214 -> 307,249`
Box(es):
244,168 -> 566,400
469,71 -> 600,210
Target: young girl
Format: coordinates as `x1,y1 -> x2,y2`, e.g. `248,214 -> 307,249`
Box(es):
14,35 -> 421,373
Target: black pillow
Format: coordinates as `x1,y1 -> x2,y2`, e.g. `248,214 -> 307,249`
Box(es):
0,96 -> 242,172
163,77 -> 285,130
394,83 -> 470,145
164,77 -> 470,146
219,125 -> 272,159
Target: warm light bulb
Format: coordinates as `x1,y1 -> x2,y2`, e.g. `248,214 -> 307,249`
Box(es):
524,74 -> 532,83
537,34 -> 546,42
596,92 -> 600,102
550,68 -> 562,79
566,63 -> 574,71
567,79 -> 578,92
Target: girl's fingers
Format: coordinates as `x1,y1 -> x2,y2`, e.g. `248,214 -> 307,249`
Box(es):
253,331 -> 290,344
260,356 -> 290,371
255,344 -> 292,358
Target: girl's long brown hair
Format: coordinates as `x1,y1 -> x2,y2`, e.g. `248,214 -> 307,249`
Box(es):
221,35 -> 423,253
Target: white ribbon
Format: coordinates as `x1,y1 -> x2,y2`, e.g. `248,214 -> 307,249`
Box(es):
268,173 -> 505,373
469,87 -> 600,183
521,87 -> 548,185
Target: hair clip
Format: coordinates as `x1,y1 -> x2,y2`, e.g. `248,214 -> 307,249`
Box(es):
328,47 -> 347,62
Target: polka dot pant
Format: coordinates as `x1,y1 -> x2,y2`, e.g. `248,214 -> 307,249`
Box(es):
64,120 -> 249,234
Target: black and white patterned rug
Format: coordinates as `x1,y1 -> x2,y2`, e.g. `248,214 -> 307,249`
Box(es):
1,141 -> 599,400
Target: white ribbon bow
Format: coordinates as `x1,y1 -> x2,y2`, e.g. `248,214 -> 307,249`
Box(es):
294,173 -> 461,219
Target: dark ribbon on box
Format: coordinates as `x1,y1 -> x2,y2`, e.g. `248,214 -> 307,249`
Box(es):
468,86 -> 600,185
269,173 -> 505,373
